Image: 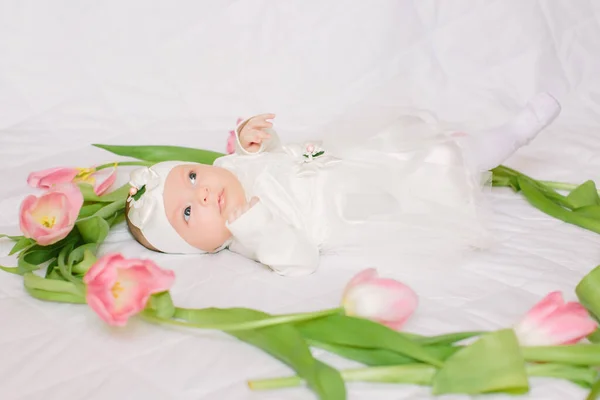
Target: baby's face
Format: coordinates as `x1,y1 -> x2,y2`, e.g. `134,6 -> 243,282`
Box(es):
163,163 -> 246,252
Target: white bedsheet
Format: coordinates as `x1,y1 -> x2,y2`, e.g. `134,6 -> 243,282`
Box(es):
1,1 -> 600,399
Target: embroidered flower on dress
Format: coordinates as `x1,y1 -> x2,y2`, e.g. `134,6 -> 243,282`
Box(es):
296,142 -> 340,177
302,143 -> 325,162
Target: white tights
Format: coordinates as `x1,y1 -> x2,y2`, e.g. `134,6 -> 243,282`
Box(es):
450,92 -> 561,172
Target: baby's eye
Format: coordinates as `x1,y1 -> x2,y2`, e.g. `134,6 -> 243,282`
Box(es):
184,206 -> 191,222
189,171 -> 197,184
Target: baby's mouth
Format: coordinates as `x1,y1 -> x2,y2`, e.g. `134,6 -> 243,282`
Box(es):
218,189 -> 225,213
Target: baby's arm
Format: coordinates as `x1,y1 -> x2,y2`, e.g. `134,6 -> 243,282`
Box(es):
225,198 -> 320,277
234,114 -> 283,155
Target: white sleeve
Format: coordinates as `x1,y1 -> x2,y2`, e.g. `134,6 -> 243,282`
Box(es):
234,116 -> 283,155
226,201 -> 320,276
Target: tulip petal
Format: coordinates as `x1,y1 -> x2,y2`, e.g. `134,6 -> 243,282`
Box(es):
563,301 -> 591,318
94,168 -> 117,196
84,254 -> 176,327
514,291 -> 598,346
227,131 -> 236,154
19,195 -> 39,238
35,226 -> 71,246
84,253 -> 121,284
29,192 -> 68,222
27,167 -> 79,188
49,183 -> 84,223
341,269 -> 418,330
345,268 -> 378,291
86,289 -> 120,325
521,291 -> 564,326
18,184 -> 83,246
535,308 -> 597,344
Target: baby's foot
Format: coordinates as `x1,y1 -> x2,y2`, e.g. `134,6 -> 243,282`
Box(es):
512,92 -> 562,145
526,92 -> 562,128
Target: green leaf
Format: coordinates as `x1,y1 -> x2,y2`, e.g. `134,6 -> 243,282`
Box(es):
17,248 -> 60,274
9,237 -> 34,256
45,259 -> 63,280
0,234 -> 23,241
307,338 -> 459,366
587,378 -> 600,400
576,206 -> 600,219
567,180 -> 600,209
588,329 -> 600,343
109,211 -> 126,227
413,331 -> 483,346
47,270 -> 65,281
522,344 -> 600,366
93,198 -> 127,220
492,166 -> 574,208
67,244 -> 97,266
77,182 -> 130,203
519,177 -> 600,234
432,329 -> 528,395
78,203 -> 105,219
576,265 -> 600,323
148,292 -> 176,319
296,314 -> 444,367
491,167 -> 520,191
23,273 -> 85,302
526,363 -> 598,389
93,144 -> 225,165
249,364 -> 437,391
76,216 -> 110,244
57,244 -> 83,285
25,287 -> 87,304
132,185 -> 146,201
70,246 -> 98,275
0,265 -> 20,274
173,307 -> 346,400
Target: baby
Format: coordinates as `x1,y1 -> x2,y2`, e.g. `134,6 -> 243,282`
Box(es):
125,93 -> 561,276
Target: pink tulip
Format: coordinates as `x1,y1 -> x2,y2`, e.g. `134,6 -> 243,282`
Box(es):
19,183 -> 84,246
27,166 -> 117,195
226,131 -> 236,154
226,117 -> 244,154
27,167 -> 79,188
513,291 -> 597,346
342,268 -> 418,330
84,253 -> 175,326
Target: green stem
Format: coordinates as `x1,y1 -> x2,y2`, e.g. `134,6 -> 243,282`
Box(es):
94,198 -> 127,219
25,287 -> 87,304
249,362 -> 598,392
522,344 -> 600,366
248,364 -> 437,390
539,180 -> 600,196
141,307 -> 344,332
527,363 -> 598,387
587,378 -> 600,400
23,273 -> 86,304
95,161 -> 153,171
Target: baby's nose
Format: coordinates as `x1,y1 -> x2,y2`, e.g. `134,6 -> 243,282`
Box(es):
196,187 -> 210,205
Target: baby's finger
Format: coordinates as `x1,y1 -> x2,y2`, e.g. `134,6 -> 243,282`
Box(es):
249,120 -> 273,130
229,208 -> 241,222
252,130 -> 271,141
254,113 -> 276,121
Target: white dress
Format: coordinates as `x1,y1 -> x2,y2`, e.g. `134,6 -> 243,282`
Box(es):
213,113 -> 493,277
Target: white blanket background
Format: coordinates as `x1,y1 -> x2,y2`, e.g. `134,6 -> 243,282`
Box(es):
1,1 -> 599,399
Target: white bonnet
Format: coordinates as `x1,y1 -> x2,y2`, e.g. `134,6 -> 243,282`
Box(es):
127,161 -> 206,254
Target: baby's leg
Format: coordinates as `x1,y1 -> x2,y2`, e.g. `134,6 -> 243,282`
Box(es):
453,92 -> 561,171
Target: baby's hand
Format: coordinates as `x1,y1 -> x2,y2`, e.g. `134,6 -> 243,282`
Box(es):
228,197 -> 260,224
239,114 -> 275,153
